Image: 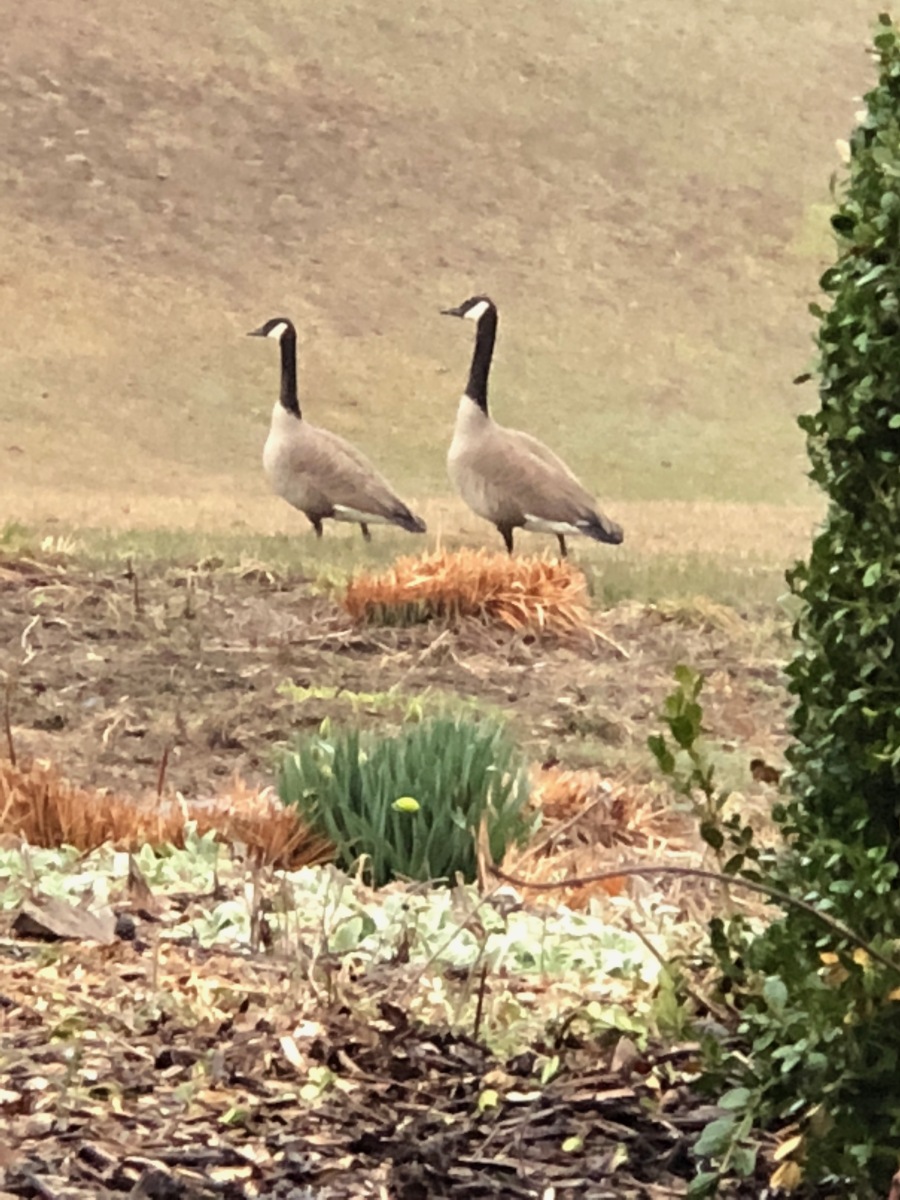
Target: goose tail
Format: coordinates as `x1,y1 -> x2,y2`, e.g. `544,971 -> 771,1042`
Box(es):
579,512 -> 623,546
394,508 -> 428,534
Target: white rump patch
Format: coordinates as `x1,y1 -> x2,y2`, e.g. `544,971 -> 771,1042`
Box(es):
266,321 -> 289,340
333,505 -> 392,526
522,514 -> 581,536
464,299 -> 491,322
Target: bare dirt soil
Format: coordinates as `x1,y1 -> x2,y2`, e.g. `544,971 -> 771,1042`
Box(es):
1,551 -> 792,803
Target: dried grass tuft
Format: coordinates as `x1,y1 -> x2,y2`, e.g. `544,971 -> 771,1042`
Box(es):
343,547 -> 600,639
531,765 -> 632,827
0,757 -> 332,868
505,767 -> 701,912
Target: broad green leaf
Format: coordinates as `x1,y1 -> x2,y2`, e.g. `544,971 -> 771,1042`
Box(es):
763,976 -> 788,1015
693,1115 -> 737,1158
719,1087 -> 752,1110
687,1171 -> 721,1198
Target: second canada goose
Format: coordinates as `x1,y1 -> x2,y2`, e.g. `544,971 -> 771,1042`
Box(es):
441,295 -> 623,558
247,317 -> 426,542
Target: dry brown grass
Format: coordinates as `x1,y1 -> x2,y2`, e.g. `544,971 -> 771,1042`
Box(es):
506,765 -> 707,914
343,547 -> 600,638
0,757 -> 333,869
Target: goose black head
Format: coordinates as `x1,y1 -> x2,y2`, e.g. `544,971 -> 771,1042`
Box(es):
247,317 -> 296,340
440,295 -> 496,323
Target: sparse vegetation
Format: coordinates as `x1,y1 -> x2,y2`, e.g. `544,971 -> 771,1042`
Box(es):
648,665 -> 755,876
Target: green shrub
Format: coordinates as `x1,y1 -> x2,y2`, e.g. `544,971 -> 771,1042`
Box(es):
787,15 -> 900,862
683,18 -> 900,1195
276,716 -> 532,887
650,668 -> 900,1197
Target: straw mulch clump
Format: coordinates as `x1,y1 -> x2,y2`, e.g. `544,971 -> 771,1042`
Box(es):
504,766 -> 702,912
531,765 -> 630,825
343,548 -> 598,639
0,758 -> 332,868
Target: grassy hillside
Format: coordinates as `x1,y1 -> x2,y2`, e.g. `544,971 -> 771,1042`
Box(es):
0,0 -> 876,552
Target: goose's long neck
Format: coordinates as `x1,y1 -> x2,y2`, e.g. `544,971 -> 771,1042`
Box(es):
466,307 -> 497,414
279,329 -> 301,417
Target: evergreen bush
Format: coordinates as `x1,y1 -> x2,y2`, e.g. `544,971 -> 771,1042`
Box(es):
687,18 -> 900,1194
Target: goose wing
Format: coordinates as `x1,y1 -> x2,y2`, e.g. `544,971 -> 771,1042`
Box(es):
504,427 -> 582,484
487,423 -> 621,541
282,423 -> 423,527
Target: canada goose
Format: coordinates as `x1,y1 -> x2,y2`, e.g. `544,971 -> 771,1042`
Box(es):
247,317 -> 426,542
441,295 -> 623,558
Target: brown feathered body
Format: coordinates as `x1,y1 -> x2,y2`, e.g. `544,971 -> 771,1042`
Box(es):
250,316 -> 426,540
264,403 -> 425,534
442,295 -> 622,556
447,396 -> 623,547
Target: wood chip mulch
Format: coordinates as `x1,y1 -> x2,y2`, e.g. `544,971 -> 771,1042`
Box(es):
0,927 -> 783,1200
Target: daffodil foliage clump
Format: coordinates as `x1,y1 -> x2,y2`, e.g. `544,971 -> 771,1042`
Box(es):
277,716 -> 531,887
702,18 -> 900,1197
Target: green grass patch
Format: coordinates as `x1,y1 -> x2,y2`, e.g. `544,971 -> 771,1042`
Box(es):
584,554 -> 793,609
2,520 -> 804,609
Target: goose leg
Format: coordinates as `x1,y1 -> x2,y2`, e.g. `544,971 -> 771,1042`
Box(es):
499,525 -> 514,555
360,523 -> 372,543
557,534 -> 568,560
310,517 -> 324,539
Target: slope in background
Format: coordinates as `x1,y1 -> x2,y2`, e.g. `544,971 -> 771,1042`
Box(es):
0,0 -> 874,550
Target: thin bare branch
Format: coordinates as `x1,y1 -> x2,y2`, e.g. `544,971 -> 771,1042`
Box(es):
492,862 -> 900,977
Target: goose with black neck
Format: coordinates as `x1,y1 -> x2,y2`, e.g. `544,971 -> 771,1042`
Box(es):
247,317 -> 426,543
441,295 -> 623,558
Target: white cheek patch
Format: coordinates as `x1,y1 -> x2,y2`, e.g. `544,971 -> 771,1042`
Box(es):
267,321 -> 289,339
464,300 -> 490,322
